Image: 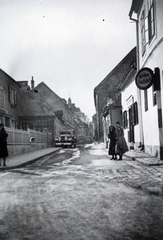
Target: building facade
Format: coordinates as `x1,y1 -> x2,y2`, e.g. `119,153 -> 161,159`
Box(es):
34,82 -> 75,130
94,47 -> 136,142
129,0 -> 163,158
0,69 -> 20,127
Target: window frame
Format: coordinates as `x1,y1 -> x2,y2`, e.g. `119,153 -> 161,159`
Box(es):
0,85 -> 5,109
8,86 -> 17,106
148,0 -> 155,43
141,8 -> 146,56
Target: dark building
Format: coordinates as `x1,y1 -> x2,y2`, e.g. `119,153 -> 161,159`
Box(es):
94,47 -> 136,141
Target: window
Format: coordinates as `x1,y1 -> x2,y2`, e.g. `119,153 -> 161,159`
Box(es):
8,86 -> 17,105
140,1 -> 155,54
144,90 -> 148,111
141,9 -> 146,55
0,87 -> 4,109
5,117 -> 10,127
148,0 -> 155,43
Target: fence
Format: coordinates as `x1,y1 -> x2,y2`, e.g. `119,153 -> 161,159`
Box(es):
5,127 -> 51,156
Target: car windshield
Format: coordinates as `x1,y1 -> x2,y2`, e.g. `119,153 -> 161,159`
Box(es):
60,134 -> 71,137
60,131 -> 73,135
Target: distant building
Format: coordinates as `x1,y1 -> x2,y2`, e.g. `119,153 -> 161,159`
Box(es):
34,82 -> 75,130
0,69 -> 92,147
67,97 -> 92,138
0,69 -> 20,127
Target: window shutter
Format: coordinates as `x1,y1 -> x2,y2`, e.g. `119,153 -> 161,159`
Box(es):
134,102 -> 139,125
131,104 -> 135,125
148,9 -> 152,41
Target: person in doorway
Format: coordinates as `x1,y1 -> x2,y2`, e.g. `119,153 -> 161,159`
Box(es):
115,122 -> 128,160
0,123 -> 8,166
108,125 -> 117,160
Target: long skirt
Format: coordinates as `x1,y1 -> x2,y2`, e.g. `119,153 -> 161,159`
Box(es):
0,141 -> 8,158
108,139 -> 116,155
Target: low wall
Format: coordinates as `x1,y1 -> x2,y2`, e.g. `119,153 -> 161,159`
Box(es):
5,127 -> 48,156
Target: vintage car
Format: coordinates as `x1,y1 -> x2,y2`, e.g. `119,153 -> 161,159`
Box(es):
55,130 -> 77,148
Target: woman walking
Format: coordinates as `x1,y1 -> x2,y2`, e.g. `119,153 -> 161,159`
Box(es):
0,123 -> 8,166
108,125 -> 117,160
115,122 -> 128,160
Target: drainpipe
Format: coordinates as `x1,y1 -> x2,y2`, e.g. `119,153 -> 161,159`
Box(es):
130,14 -> 144,149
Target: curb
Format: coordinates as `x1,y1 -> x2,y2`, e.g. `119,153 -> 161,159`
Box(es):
124,153 -> 163,167
0,148 -> 61,171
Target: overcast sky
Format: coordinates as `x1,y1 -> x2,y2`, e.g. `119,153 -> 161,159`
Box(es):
0,0 -> 136,120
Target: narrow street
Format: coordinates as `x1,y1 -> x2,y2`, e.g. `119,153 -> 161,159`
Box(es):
0,143 -> 163,240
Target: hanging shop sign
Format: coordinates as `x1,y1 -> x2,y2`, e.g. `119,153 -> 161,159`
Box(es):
135,67 -> 154,90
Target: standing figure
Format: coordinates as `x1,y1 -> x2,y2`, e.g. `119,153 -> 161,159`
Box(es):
115,122 -> 128,160
108,125 -> 117,160
0,123 -> 8,166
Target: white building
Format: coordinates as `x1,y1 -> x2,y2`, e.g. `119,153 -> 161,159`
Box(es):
129,0 -> 163,158
118,61 -> 141,150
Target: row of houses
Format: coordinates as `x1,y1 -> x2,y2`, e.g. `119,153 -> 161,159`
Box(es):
93,0 -> 163,159
0,69 -> 92,155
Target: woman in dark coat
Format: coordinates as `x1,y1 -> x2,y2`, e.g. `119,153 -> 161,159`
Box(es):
108,125 -> 117,160
115,122 -> 128,160
0,123 -> 8,166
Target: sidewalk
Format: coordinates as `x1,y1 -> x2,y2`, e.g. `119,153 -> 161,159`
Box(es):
124,149 -> 163,166
0,147 -> 61,170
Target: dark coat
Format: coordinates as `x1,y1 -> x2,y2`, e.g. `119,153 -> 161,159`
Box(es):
108,126 -> 116,155
0,128 -> 8,158
115,126 -> 128,154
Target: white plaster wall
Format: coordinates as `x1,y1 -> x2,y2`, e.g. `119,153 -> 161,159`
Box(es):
137,0 -> 163,155
121,80 -> 141,144
141,79 -> 159,147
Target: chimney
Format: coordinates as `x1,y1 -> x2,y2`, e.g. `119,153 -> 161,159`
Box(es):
31,76 -> 34,90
